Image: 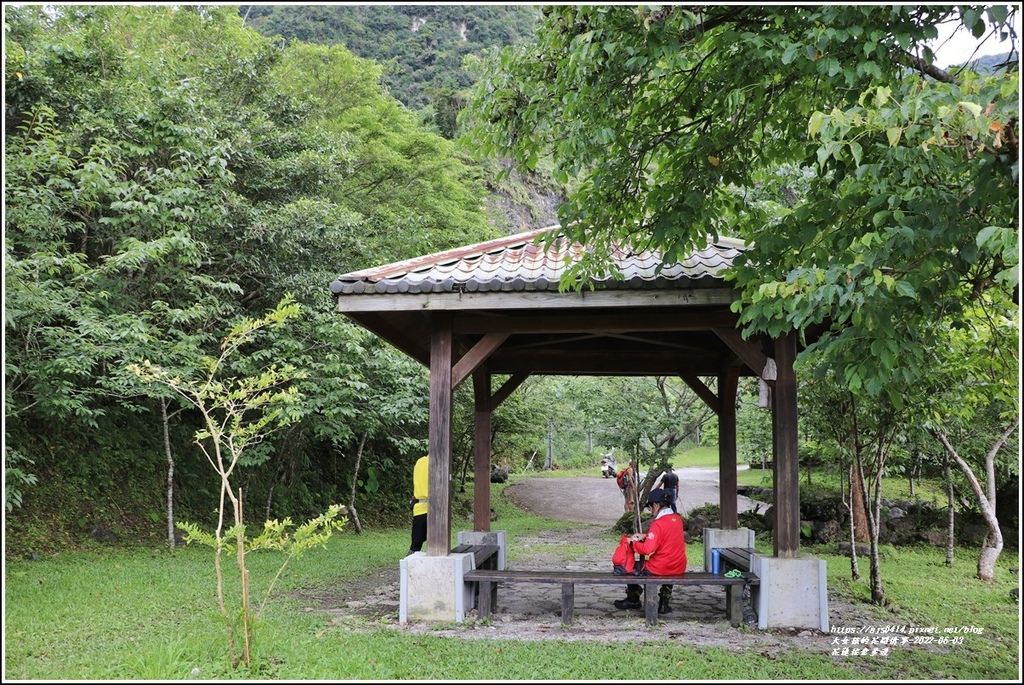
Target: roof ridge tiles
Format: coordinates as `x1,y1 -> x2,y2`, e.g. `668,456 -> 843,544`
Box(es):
329,227 -> 748,296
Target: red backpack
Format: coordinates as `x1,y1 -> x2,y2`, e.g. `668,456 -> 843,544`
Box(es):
612,535 -> 636,575
616,468 -> 631,489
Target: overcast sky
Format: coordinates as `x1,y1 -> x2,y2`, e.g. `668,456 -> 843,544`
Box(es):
929,10 -> 1020,68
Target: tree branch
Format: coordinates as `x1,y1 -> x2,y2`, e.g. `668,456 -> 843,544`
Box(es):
897,51 -> 958,84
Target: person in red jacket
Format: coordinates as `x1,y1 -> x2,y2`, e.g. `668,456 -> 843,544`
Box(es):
613,488 -> 687,615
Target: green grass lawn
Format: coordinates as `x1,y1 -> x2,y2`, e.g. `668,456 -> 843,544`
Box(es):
4,479 -> 1020,680
670,445 -> 721,468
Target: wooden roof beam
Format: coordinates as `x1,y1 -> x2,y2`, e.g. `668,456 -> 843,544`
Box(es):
680,373 -> 720,415
334,288 -> 738,313
490,372 -> 530,411
452,332 -> 510,389
487,350 -> 746,376
453,310 -> 740,334
713,327 -> 775,382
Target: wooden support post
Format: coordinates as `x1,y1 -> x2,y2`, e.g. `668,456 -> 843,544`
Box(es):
719,366 -> 740,529
478,579 -> 494,619
472,369 -> 491,532
643,582 -> 658,626
561,583 -> 574,624
427,313 -> 453,556
772,331 -> 800,558
726,585 -> 742,627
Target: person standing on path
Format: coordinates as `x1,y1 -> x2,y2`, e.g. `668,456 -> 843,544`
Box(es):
613,488 -> 687,615
652,469 -> 680,513
408,455 -> 429,555
616,464 -> 637,514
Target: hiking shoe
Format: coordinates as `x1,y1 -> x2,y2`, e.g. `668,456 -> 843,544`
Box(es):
614,598 -> 642,610
658,600 -> 673,614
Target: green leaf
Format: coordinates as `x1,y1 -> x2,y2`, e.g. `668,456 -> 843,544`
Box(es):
808,111 -> 826,138
873,86 -> 891,107
894,280 -> 916,298
958,101 -> 983,117
848,141 -> 863,167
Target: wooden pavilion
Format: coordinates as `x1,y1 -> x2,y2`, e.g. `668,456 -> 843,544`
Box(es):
330,227 -> 830,630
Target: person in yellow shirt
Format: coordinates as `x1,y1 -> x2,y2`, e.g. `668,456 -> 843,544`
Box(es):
408,455 -> 429,555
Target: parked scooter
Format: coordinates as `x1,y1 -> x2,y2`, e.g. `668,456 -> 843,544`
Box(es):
600,449 -> 617,478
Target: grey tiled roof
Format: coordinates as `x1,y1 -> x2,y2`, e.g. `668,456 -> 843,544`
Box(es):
330,226 -> 746,296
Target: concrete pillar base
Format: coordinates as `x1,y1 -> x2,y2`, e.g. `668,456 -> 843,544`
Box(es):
702,527 -> 756,571
749,553 -> 829,632
457,529 -> 507,570
399,530 -> 508,624
399,552 -> 473,624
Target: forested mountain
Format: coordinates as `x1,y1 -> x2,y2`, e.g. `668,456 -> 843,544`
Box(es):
239,4 -> 563,233
960,50 -> 1014,72
240,5 -> 540,113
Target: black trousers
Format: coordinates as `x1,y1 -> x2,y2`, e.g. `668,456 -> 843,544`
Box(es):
409,513 -> 427,554
625,568 -> 673,603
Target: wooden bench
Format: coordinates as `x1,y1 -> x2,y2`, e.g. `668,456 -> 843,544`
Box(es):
451,543 -> 500,570
718,547 -> 756,573
452,544 -> 501,609
463,569 -> 759,627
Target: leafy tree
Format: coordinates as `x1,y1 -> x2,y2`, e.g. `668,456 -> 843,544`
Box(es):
292,321 -> 429,529
800,360 -> 913,604
3,447 -> 38,513
462,6 -> 1018,600
463,5 -> 1018,400
130,300 -> 345,671
5,4 -> 503,551
486,376 -> 553,471
920,292 -> 1018,580
589,376 -> 716,499
4,5 -> 268,546
240,4 -> 565,232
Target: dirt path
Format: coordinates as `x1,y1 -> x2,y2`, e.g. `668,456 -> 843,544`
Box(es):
504,468 -> 764,525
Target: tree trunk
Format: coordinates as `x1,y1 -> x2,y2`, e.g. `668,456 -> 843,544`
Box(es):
347,433 -> 367,534
933,420 -> 1017,581
850,463 -> 869,542
841,464 -> 861,579
265,483 -> 275,521
856,443 -> 889,605
459,443 -> 471,493
523,448 -> 538,473
944,454 -> 955,567
630,459 -> 643,534
236,488 -> 252,669
978,531 -> 1003,581
864,458 -> 886,605
161,398 -> 176,552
